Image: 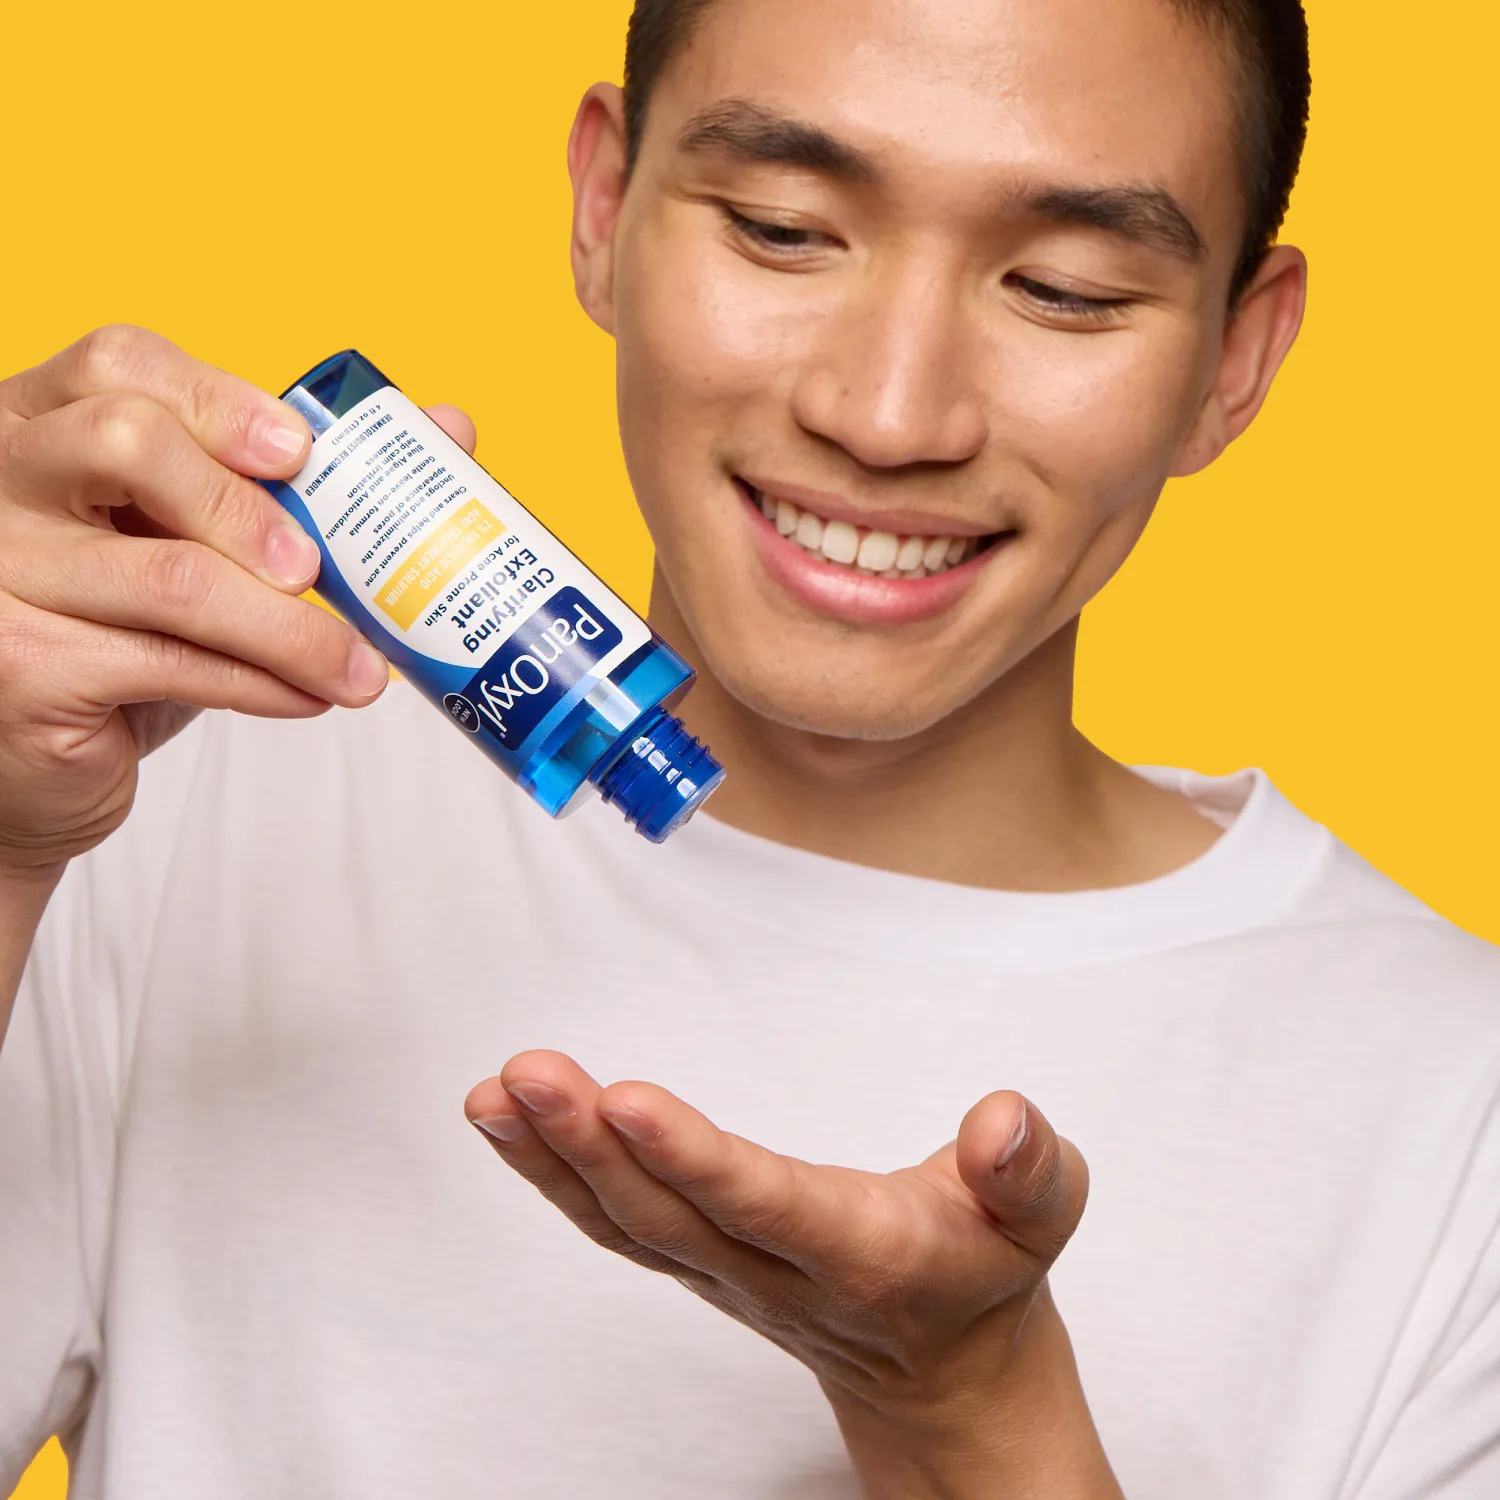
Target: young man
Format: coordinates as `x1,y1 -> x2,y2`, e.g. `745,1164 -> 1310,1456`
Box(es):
1,0 -> 1496,1495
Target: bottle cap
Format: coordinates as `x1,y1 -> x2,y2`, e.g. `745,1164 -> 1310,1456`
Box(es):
594,709 -> 726,842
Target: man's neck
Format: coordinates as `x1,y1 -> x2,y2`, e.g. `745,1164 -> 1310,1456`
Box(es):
650,582 -> 1221,893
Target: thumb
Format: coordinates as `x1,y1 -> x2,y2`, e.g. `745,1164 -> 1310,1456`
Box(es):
954,1091 -> 1089,1265
424,403 -> 478,456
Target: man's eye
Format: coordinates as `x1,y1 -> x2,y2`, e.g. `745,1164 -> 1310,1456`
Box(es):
722,206 -> 829,257
1006,273 -> 1131,324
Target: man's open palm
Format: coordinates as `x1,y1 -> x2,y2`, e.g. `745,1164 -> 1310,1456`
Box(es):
465,1051 -> 1089,1417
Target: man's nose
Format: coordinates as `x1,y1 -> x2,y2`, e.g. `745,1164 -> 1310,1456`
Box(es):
789,262 -> 988,470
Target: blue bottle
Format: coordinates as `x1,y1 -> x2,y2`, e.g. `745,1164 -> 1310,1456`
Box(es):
261,350 -> 724,842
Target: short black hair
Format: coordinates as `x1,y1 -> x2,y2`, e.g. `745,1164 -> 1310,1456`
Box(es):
621,0 -> 1309,300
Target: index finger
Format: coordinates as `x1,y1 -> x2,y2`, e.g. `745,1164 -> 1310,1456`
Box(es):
482,1053 -> 799,1292
0,324 -> 310,477
596,1080 -> 849,1274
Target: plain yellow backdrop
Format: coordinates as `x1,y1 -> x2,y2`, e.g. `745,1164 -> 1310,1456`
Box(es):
4,1 -> 1496,1493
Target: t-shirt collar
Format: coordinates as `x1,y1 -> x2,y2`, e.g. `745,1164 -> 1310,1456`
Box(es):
611,767 -> 1332,973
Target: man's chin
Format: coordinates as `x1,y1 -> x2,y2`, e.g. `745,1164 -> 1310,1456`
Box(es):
700,656 -> 983,745
650,567 -> 1055,745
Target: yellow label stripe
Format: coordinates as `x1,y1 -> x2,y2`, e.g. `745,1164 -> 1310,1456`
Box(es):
375,501 -> 507,630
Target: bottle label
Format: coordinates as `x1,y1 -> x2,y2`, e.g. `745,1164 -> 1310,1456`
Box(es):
447,586 -> 624,750
285,386 -> 651,684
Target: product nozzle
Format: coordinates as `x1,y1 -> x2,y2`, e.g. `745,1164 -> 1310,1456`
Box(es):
593,709 -> 725,842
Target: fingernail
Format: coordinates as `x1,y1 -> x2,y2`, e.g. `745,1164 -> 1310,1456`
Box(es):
472,1114 -> 528,1144
346,640 -> 389,697
265,521 -> 321,588
994,1107 -> 1029,1172
505,1081 -> 567,1118
249,407 -> 308,465
599,1105 -> 658,1144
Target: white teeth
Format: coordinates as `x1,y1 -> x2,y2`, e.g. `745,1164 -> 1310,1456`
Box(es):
820,520 -> 860,565
857,530 -> 900,572
794,510 -> 825,551
750,484 -> 991,582
894,535 -> 926,571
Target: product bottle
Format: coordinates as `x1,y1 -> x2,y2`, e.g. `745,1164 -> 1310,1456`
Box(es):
261,349 -> 723,842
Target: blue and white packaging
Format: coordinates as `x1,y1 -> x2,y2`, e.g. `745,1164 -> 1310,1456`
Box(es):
261,350 -> 724,842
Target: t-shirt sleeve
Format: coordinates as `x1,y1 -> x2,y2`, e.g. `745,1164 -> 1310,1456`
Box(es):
1351,1092 -> 1500,1499
0,719 -> 205,1490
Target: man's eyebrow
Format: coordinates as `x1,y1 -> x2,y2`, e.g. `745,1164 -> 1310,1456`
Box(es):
674,102 -> 1205,261
676,98 -> 878,182
1020,184 -> 1207,261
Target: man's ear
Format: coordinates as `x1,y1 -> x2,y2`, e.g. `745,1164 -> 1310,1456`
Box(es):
568,83 -> 630,336
1171,245 -> 1308,477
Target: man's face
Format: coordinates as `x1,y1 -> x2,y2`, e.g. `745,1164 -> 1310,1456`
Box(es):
603,0 -> 1250,739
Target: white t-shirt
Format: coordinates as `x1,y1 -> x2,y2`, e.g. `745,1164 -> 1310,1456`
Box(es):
2,681 -> 1498,1500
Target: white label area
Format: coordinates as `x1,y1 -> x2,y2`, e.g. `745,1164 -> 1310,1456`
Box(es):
286,386 -> 650,672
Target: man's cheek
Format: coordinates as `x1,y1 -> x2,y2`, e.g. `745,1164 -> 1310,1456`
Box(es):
1000,318 -> 1205,441
622,237 -> 822,403
1026,373 -> 1195,525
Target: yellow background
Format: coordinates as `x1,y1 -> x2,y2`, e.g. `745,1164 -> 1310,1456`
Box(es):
3,0 -> 1495,1492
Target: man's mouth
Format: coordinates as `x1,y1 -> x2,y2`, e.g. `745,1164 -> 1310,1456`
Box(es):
737,480 -> 1006,581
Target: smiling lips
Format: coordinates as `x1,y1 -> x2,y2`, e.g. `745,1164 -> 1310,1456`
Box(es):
750,484 -> 986,579
736,478 -> 1011,626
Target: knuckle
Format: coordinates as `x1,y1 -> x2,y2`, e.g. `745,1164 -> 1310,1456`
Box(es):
85,390 -> 168,473
140,540 -> 217,615
136,630 -> 195,680
179,368 -> 229,443
74,324 -> 160,389
192,467 -> 247,535
277,598 -> 347,670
